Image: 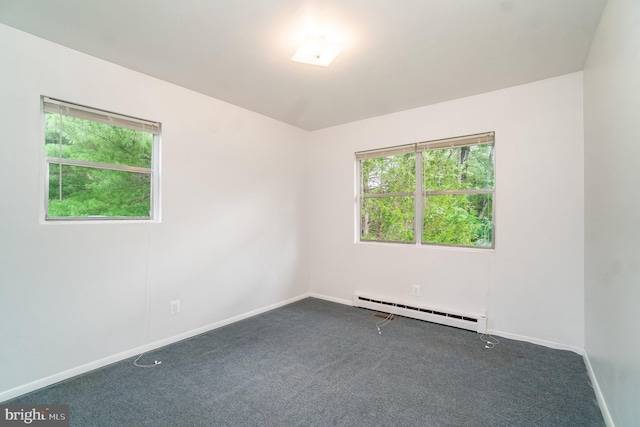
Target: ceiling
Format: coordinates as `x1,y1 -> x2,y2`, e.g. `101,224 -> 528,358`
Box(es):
0,0 -> 607,131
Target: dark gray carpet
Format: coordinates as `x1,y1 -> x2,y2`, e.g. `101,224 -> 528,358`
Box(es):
6,298 -> 604,426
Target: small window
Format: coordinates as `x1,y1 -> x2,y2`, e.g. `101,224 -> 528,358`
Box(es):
356,133 -> 494,248
43,97 -> 161,221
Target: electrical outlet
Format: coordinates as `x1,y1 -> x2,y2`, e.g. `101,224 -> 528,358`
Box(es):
170,300 -> 180,315
412,284 -> 421,296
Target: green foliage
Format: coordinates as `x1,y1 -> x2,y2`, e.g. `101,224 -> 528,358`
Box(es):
422,144 -> 494,191
361,153 -> 415,194
360,144 -> 494,247
361,197 -> 414,242
46,112 -> 153,218
423,194 -> 492,247
361,154 -> 415,242
422,144 -> 494,247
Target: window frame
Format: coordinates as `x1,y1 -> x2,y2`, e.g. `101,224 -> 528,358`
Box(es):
357,146 -> 417,244
356,132 -> 495,249
42,96 -> 162,222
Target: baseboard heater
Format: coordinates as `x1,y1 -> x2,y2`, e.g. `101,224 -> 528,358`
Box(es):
352,294 -> 487,333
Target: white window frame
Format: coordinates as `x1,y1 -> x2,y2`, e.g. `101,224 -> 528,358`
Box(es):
356,132 -> 495,249
42,97 -> 162,222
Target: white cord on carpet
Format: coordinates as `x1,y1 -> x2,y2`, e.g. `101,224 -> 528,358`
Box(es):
133,353 -> 162,368
480,333 -> 500,349
376,304 -> 396,334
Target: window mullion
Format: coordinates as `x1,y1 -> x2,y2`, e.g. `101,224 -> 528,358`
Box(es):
362,192 -> 414,198
45,157 -> 152,174
415,151 -> 422,245
356,159 -> 363,242
423,189 -> 494,196
58,110 -> 62,201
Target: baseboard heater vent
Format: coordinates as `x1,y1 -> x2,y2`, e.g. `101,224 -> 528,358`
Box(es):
353,295 -> 486,333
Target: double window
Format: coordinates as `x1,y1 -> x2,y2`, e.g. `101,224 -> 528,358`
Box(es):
356,132 -> 495,248
43,97 -> 161,221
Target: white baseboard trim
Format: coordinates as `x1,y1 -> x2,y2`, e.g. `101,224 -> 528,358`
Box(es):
487,329 -> 584,355
0,293 -> 310,403
308,292 -> 352,306
583,351 -> 615,427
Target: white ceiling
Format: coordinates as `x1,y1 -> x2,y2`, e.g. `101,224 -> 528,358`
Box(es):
0,0 -> 607,131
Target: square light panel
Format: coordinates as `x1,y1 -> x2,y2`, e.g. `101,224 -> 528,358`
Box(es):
291,35 -> 344,67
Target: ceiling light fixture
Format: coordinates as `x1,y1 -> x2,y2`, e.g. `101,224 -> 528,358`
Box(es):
291,35 -> 344,67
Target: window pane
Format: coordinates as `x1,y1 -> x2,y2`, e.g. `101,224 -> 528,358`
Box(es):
45,112 -> 153,168
423,194 -> 493,247
361,153 -> 415,195
423,144 -> 494,191
361,196 -> 414,243
48,164 -> 151,218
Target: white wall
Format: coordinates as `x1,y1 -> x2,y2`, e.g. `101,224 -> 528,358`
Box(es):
308,73 -> 585,349
584,0 -> 640,425
0,24 -> 309,398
